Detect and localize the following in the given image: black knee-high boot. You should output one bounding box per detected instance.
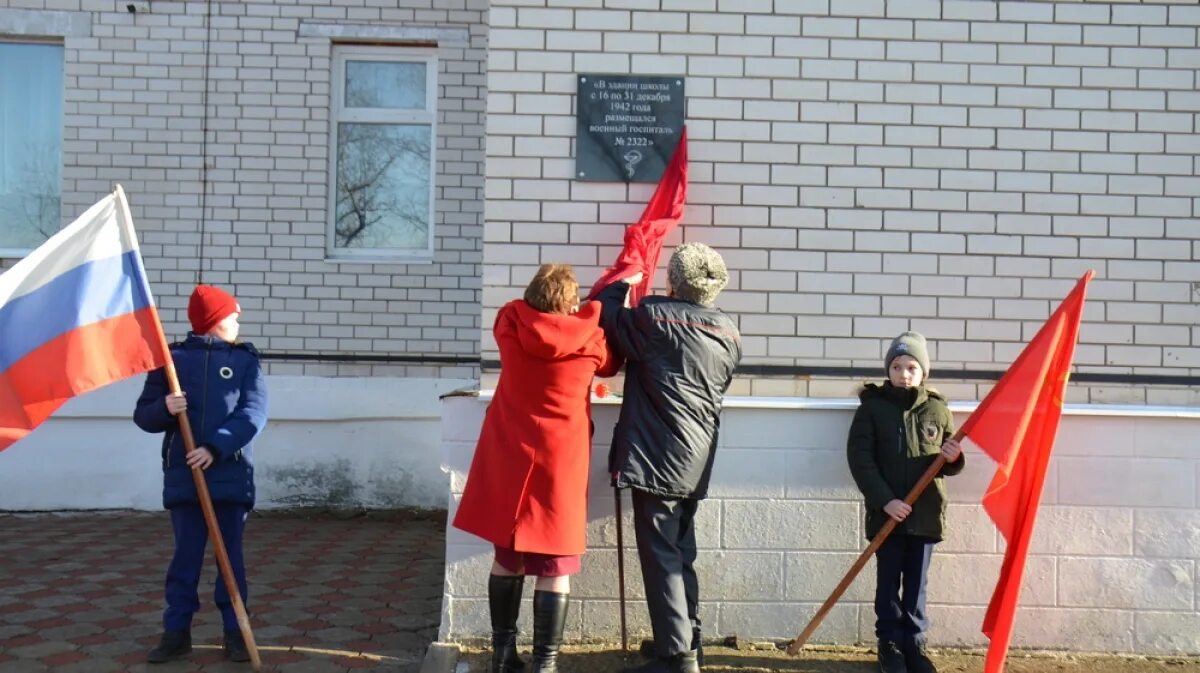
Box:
[530,590,569,673]
[489,575,526,673]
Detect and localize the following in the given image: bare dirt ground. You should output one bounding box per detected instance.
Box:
[460,643,1200,673]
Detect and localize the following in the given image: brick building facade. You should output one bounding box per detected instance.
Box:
[4,0,1200,654]
[484,0,1200,405]
[1,0,486,380]
[1,0,1198,399]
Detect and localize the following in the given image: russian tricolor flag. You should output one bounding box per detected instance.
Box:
[0,187,169,452]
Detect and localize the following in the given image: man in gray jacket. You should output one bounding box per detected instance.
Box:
[596,243,742,673]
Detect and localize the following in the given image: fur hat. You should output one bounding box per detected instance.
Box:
[188,284,240,335]
[667,243,728,307]
[885,331,930,375]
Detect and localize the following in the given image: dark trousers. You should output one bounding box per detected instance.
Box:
[631,489,700,658]
[164,503,249,633]
[873,533,935,645]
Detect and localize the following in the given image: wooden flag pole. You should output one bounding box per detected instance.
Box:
[614,487,629,651]
[786,430,963,656]
[115,186,262,671]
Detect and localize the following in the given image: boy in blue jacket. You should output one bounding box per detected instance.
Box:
[134,285,267,664]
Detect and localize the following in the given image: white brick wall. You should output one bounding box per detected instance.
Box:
[1,0,486,377]
[485,0,1200,403]
[440,395,1200,654]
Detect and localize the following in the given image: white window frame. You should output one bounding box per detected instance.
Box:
[327,45,438,263]
[0,37,64,258]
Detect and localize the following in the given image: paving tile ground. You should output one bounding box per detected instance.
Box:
[0,510,444,673]
[5,509,1198,673]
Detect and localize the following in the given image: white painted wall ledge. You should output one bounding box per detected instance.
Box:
[472,388,1200,418]
[0,375,472,511]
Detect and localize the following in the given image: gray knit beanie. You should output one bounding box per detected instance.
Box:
[667,243,729,307]
[885,331,930,375]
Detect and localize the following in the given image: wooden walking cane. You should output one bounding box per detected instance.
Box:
[615,486,629,651]
[116,186,262,671]
[785,430,963,656]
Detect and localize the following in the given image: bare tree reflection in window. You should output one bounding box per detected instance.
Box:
[334,123,431,249]
[334,58,433,251]
[19,144,61,242]
[0,42,63,249]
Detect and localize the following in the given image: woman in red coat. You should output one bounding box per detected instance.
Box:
[453,264,619,673]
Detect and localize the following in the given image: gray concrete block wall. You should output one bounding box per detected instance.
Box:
[0,1,486,377]
[485,0,1200,403]
[440,395,1200,654]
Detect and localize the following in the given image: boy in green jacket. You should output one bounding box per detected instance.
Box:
[847,331,964,673]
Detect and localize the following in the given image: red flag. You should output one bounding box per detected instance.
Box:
[587,127,688,306]
[957,271,1092,673]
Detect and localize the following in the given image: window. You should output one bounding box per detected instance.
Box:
[328,46,437,261]
[0,41,63,253]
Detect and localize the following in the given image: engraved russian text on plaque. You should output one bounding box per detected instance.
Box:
[576,74,685,183]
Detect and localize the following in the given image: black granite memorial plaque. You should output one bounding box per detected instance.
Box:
[576,74,685,183]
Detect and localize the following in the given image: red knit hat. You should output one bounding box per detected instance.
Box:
[188,285,240,335]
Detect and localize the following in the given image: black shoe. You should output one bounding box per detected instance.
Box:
[224,631,250,663]
[903,641,937,673]
[637,635,702,669]
[878,640,907,673]
[530,590,568,673]
[147,631,191,663]
[489,575,527,673]
[621,651,700,673]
